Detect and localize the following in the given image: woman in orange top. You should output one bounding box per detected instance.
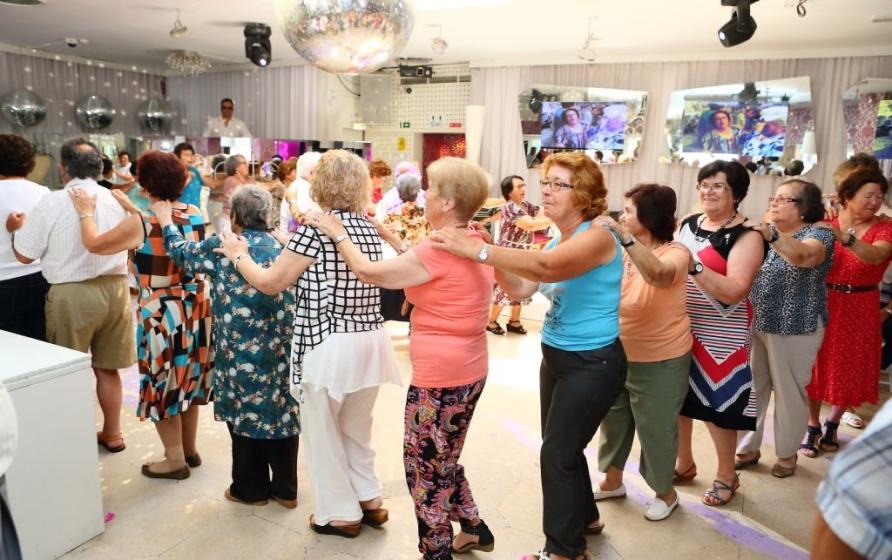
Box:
[314,157,496,560]
[593,184,692,522]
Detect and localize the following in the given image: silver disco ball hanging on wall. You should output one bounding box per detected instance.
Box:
[275,0,414,74]
[136,98,173,132]
[0,89,47,127]
[75,94,115,130]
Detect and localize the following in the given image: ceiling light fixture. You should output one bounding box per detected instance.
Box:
[718,0,759,48]
[244,23,272,67]
[795,0,807,17]
[578,16,598,62]
[169,10,188,38]
[166,50,211,76]
[429,25,448,55]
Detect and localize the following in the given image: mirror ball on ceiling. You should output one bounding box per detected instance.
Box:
[75,94,115,130]
[136,98,173,132]
[1,89,47,127]
[274,0,414,74]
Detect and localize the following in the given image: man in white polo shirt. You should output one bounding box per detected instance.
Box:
[203,97,252,137]
[0,134,50,340]
[9,138,135,453]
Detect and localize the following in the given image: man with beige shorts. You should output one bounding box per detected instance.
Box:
[8,138,136,453]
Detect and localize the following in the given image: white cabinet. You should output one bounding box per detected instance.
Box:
[0,331,104,559]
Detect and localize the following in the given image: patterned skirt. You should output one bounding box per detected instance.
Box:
[137,282,214,421]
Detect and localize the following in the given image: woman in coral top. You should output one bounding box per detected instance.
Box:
[806,168,892,454]
[314,157,495,560]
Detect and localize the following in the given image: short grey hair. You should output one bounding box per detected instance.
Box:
[224,154,245,177]
[230,184,271,231]
[395,172,421,203]
[60,137,102,179]
[297,151,322,180]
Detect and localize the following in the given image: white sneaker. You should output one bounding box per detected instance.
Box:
[644,494,679,521]
[593,484,626,501]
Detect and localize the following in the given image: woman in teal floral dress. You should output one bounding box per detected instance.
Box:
[154,185,301,508]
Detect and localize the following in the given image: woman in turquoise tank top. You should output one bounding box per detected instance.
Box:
[432,152,626,560]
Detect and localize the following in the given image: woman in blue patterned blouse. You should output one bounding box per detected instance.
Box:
[153,185,301,508]
[735,179,834,478]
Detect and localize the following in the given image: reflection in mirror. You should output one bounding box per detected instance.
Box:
[518,85,648,168]
[842,78,892,176]
[663,76,816,176]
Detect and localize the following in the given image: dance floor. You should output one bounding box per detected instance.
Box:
[60,299,883,560]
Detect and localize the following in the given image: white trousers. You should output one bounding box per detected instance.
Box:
[737,326,825,459]
[301,385,382,525]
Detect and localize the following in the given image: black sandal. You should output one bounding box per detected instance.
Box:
[485,322,505,335]
[453,519,494,553]
[506,321,527,335]
[800,425,821,458]
[819,420,840,453]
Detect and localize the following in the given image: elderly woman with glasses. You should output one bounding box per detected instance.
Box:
[209,154,249,234]
[733,180,833,478]
[806,168,892,454]
[152,185,301,507]
[674,160,764,507]
[433,152,625,560]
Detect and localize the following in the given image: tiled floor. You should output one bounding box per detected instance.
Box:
[60,303,881,560]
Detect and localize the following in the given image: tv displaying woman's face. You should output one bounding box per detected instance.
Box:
[564,110,579,125]
[712,111,731,130]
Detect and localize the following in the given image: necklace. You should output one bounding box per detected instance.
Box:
[694,211,737,242]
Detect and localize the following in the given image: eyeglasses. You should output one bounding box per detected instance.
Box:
[696,181,729,193]
[540,179,573,192]
[768,196,802,204]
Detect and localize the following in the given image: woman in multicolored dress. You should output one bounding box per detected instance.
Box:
[154,185,301,507]
[486,174,550,335]
[69,150,214,480]
[674,160,764,507]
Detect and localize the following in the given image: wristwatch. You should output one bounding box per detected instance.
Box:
[767,223,780,244]
[842,227,857,248]
[333,233,349,245]
[620,236,636,248]
[477,243,490,263]
[689,261,704,276]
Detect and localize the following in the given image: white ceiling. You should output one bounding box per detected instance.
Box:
[0,0,890,73]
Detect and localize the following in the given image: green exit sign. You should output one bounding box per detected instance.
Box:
[400,121,410,128]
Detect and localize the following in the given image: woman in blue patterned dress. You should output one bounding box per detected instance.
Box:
[154,185,301,507]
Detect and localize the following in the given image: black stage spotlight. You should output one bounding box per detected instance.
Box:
[244,23,272,67]
[718,0,759,48]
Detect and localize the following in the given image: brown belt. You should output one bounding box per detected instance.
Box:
[826,282,877,294]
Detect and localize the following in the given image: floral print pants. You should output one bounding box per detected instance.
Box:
[404,378,486,560]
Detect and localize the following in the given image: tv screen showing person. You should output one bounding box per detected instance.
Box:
[540,101,627,150]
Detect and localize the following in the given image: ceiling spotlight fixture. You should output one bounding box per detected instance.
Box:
[244,23,272,68]
[718,0,759,48]
[429,25,448,55]
[795,0,807,17]
[578,16,598,62]
[169,10,188,38]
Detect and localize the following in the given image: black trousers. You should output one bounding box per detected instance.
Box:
[0,272,49,341]
[539,340,627,558]
[227,423,299,502]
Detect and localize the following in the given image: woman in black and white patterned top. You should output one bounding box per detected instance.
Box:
[216,150,400,538]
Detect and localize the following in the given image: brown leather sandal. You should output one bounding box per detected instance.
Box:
[361,507,389,527]
[96,431,126,453]
[672,463,697,484]
[485,322,505,335]
[309,515,361,538]
[506,321,528,334]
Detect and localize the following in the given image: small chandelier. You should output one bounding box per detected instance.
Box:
[165,50,211,76]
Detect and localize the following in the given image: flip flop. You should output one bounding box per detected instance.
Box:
[96,431,126,453]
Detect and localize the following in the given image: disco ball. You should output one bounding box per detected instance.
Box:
[75,94,115,130]
[0,89,47,127]
[136,98,173,132]
[275,0,414,74]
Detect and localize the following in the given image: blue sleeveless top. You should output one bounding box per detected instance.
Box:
[539,221,622,351]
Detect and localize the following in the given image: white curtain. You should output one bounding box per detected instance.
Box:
[0,51,163,136]
[471,56,892,218]
[166,64,325,139]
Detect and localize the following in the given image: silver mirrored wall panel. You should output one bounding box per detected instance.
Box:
[518,84,648,167]
[662,76,816,175]
[842,78,892,175]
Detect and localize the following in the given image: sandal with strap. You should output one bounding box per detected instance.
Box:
[485,322,505,335]
[506,321,528,335]
[672,463,697,484]
[97,431,126,453]
[453,519,494,553]
[521,552,591,560]
[819,420,840,453]
[702,474,740,507]
[800,425,822,458]
[842,411,865,429]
